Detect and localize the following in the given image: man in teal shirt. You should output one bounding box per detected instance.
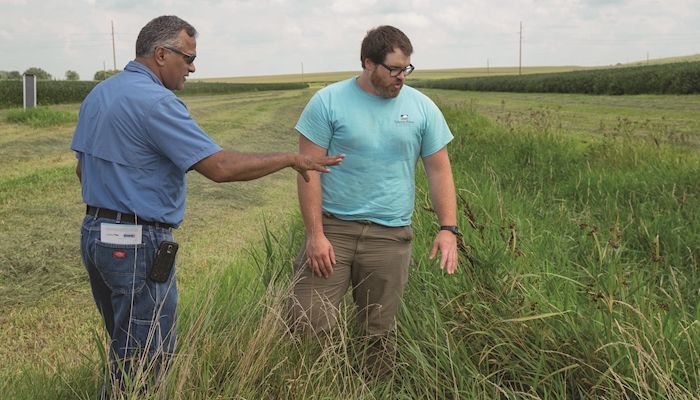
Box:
[289,25,460,377]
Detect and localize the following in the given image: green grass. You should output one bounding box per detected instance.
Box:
[412,61,700,95]
[199,66,592,85]
[2,88,700,399]
[0,80,309,109]
[6,107,77,127]
[423,89,700,147]
[0,89,312,387]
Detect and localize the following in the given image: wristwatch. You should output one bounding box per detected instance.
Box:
[440,225,461,236]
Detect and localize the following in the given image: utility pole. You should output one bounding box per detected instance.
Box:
[519,21,523,75]
[487,58,490,74]
[111,20,117,70]
[301,61,304,82]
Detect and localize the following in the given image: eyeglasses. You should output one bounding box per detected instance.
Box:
[379,62,415,77]
[162,46,196,64]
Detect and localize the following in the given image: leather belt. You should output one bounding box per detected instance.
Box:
[86,206,175,229]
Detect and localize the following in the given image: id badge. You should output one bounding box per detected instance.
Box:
[100,223,142,245]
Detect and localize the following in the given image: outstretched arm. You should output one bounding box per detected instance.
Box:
[193,150,343,183]
[423,147,459,274]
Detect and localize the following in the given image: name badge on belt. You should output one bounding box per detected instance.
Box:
[100,223,142,245]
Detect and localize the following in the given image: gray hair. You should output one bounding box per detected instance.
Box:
[135,15,197,57]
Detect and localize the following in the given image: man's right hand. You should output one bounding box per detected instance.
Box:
[293,153,344,183]
[305,234,336,278]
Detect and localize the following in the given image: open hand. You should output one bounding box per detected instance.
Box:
[293,153,344,182]
[429,230,459,274]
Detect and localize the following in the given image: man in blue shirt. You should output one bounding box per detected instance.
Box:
[71,15,343,393]
[289,25,460,378]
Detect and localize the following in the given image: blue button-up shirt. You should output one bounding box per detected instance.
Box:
[71,61,222,226]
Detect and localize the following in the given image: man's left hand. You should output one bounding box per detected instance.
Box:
[429,231,458,274]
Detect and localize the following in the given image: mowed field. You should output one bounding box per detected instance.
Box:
[0,89,311,380]
[2,70,700,398]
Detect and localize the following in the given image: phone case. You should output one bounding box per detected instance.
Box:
[149,241,178,283]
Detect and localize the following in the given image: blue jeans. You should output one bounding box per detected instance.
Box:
[80,215,177,384]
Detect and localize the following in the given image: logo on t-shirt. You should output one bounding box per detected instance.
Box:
[395,114,414,125]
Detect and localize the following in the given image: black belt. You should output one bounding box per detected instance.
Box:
[86,206,175,229]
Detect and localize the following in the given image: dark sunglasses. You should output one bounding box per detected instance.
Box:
[162,46,196,64]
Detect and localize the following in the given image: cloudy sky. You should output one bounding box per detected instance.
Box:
[2,0,698,80]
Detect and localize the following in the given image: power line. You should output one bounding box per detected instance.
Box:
[111,20,117,70]
[519,21,523,75]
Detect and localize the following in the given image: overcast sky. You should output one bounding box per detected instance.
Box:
[2,0,698,80]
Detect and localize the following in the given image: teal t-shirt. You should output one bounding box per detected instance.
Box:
[295,77,453,227]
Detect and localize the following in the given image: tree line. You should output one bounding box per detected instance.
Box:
[0,68,122,81]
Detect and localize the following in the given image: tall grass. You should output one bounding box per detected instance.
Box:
[71,103,700,398]
[4,94,699,399]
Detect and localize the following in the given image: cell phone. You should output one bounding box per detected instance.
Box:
[149,241,178,283]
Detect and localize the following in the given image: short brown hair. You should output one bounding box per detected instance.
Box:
[360,25,413,69]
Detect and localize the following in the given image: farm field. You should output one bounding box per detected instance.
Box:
[197,55,700,85]
[424,89,700,146]
[1,84,700,399]
[199,65,589,85]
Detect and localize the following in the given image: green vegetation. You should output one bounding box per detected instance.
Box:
[2,87,699,399]
[93,69,120,81]
[0,70,22,80]
[0,80,309,108]
[23,67,53,80]
[201,66,586,85]
[414,61,700,95]
[423,90,700,148]
[0,80,98,108]
[65,71,80,81]
[6,107,77,127]
[179,80,308,95]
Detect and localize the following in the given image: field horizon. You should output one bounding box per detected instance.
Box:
[2,77,700,398]
[197,53,700,84]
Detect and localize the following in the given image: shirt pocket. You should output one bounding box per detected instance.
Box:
[94,240,149,295]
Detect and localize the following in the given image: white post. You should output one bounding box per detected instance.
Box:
[23,74,37,109]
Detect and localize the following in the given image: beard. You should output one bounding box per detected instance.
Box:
[370,69,403,98]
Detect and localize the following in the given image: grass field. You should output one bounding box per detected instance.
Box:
[199,66,590,85]
[0,88,313,393]
[2,81,700,398]
[198,54,700,85]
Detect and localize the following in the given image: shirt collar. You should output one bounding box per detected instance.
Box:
[125,60,164,87]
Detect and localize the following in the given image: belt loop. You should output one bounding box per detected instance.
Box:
[92,207,99,221]
[116,212,122,224]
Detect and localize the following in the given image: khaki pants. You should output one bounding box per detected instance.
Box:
[289,214,412,335]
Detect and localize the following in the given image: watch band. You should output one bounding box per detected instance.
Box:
[440,225,461,235]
